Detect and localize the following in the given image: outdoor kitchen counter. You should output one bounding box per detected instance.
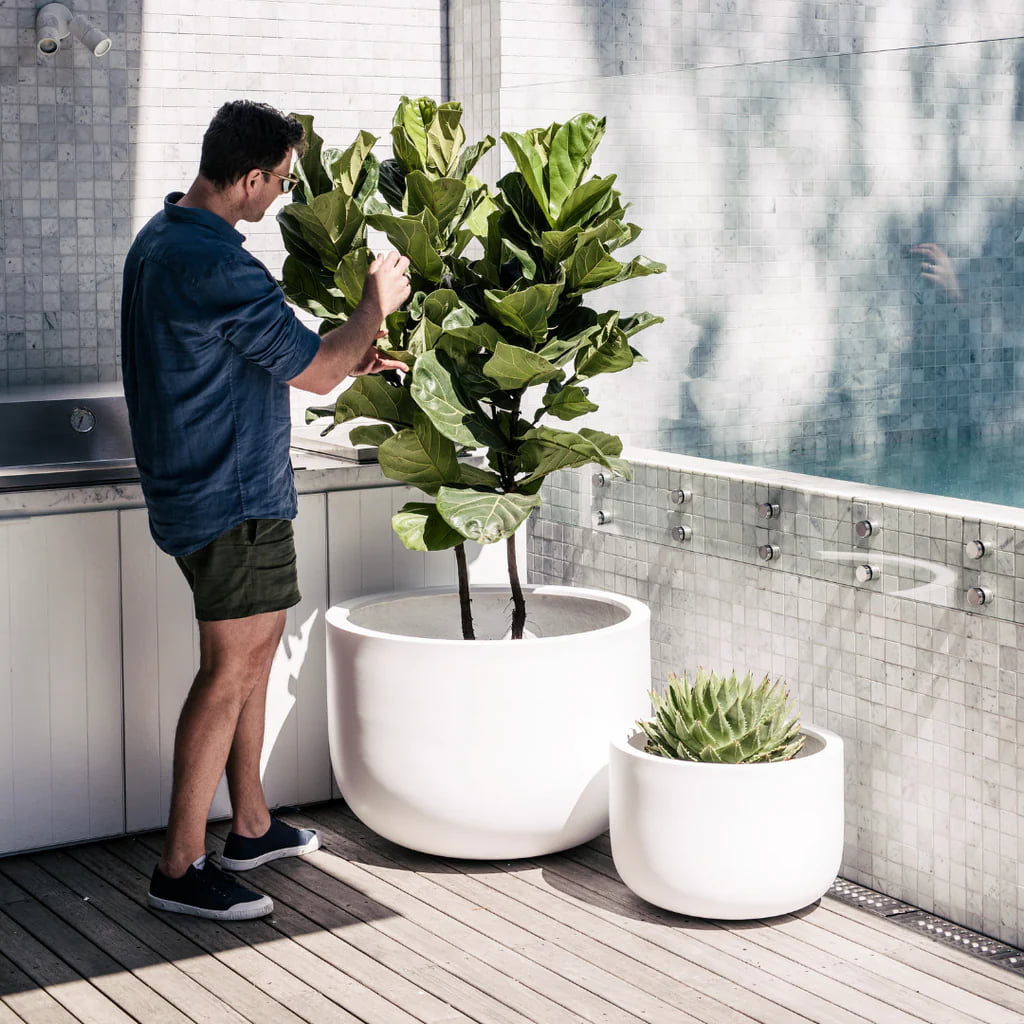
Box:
[0,451,391,519]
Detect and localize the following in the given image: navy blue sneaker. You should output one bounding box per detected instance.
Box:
[219,816,321,871]
[148,855,273,920]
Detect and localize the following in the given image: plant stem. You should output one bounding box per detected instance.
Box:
[454,543,475,640]
[507,535,526,640]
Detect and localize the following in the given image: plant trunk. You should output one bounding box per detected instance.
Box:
[454,543,475,640]
[507,535,526,639]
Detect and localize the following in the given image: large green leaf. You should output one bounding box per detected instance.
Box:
[556,174,617,230]
[573,325,636,379]
[333,247,374,308]
[333,374,416,427]
[377,412,460,495]
[618,312,665,338]
[565,238,625,294]
[541,384,598,421]
[482,342,562,389]
[541,227,582,265]
[405,171,468,225]
[289,113,334,198]
[367,211,444,281]
[410,350,507,449]
[348,423,395,446]
[547,114,606,222]
[483,282,563,344]
[499,131,551,225]
[392,501,463,551]
[277,202,340,271]
[458,463,503,488]
[309,189,365,254]
[281,256,347,320]
[378,158,406,209]
[516,425,624,486]
[436,486,542,544]
[456,135,496,179]
[323,130,378,193]
[426,103,466,175]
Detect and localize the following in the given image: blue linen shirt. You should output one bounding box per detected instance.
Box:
[120,193,321,556]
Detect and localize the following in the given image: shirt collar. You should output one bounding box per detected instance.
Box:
[163,192,246,245]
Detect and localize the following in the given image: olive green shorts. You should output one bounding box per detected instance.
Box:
[175,519,301,622]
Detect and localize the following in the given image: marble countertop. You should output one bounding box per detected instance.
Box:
[0,450,395,520]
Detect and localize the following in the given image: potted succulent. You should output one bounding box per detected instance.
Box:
[278,97,664,858]
[609,669,845,918]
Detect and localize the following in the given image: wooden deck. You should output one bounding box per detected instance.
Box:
[0,803,1022,1024]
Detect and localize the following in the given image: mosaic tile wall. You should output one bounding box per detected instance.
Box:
[0,0,445,391]
[0,0,132,389]
[529,452,1024,947]
[496,6,1024,462]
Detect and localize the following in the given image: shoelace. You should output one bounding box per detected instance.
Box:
[202,859,246,898]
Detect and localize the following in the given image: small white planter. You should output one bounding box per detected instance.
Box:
[326,585,651,859]
[609,725,844,918]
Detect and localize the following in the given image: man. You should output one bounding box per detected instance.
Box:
[121,100,410,920]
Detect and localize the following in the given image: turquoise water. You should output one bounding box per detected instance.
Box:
[727,439,1023,509]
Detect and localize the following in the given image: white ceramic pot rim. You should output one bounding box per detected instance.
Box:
[325,583,650,647]
[613,723,838,770]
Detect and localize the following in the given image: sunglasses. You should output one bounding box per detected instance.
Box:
[261,168,300,194]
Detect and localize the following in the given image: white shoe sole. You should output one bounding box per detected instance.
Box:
[147,892,274,920]
[218,831,321,871]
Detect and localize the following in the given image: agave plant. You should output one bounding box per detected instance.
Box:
[638,669,805,764]
[278,97,665,639]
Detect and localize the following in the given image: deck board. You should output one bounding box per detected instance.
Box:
[0,801,1021,1024]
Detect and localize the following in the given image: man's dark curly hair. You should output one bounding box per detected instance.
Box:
[199,100,305,189]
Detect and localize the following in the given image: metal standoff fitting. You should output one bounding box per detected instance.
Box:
[855,519,877,539]
[855,564,880,583]
[758,502,780,520]
[757,543,780,561]
[592,472,607,488]
[965,539,987,560]
[594,510,612,526]
[966,586,991,607]
[672,524,691,542]
[669,488,691,504]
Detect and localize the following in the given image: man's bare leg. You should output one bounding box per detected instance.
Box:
[224,644,279,838]
[158,609,286,878]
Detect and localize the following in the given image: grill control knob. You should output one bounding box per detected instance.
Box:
[69,407,95,433]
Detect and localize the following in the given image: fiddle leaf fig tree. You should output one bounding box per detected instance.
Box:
[279,97,665,640]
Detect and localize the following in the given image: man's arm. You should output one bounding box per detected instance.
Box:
[288,251,411,394]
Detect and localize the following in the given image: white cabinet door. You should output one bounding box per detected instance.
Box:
[121,494,332,832]
[0,511,123,855]
[326,485,459,603]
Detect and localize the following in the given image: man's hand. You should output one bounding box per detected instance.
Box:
[350,331,410,377]
[362,251,412,321]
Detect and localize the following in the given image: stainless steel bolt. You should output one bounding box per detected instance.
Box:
[758,502,780,520]
[669,489,691,504]
[855,564,879,583]
[966,586,990,607]
[592,472,607,488]
[757,543,780,561]
[965,539,987,560]
[672,524,691,542]
[594,510,612,526]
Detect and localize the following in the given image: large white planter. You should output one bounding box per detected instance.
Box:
[609,725,844,918]
[326,585,651,859]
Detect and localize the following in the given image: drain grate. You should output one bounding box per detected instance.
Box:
[827,879,1024,975]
